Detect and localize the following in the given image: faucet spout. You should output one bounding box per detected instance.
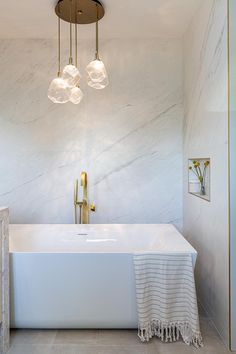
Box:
[80,171,88,201]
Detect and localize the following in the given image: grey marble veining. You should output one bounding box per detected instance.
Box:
[0,38,183,228]
[0,207,9,354]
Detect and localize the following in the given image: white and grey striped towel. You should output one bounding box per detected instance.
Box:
[133,253,203,348]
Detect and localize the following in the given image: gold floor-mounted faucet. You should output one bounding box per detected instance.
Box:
[74,172,96,224]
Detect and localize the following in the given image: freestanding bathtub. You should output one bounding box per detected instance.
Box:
[9,224,197,329]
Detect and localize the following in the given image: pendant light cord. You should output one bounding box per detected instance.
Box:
[95,3,99,60]
[69,0,73,64]
[58,17,61,76]
[75,23,78,67]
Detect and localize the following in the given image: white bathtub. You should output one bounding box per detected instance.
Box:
[9,224,197,329]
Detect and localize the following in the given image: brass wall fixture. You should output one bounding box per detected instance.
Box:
[48,0,108,105]
[74,172,96,224]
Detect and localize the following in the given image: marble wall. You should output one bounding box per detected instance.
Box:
[183,0,229,346]
[229,0,236,349]
[0,38,183,226]
[0,207,9,354]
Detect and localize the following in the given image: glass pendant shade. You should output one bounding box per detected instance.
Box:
[49,1,108,102]
[48,77,71,103]
[86,59,108,83]
[69,86,84,104]
[88,76,108,90]
[62,64,81,88]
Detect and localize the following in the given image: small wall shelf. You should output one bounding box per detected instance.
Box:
[188,158,210,201]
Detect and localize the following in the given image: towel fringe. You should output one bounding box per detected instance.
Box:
[138,320,203,348]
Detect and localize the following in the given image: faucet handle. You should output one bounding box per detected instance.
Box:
[90,203,96,212]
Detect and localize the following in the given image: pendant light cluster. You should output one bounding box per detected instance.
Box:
[48,0,108,105]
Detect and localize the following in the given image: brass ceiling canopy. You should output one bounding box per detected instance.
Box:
[55,0,105,24]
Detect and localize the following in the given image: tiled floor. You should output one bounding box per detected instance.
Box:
[8,315,230,354]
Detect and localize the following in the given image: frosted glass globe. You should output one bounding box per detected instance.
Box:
[86,59,107,83]
[62,64,81,88]
[88,76,109,90]
[69,86,84,104]
[48,77,70,103]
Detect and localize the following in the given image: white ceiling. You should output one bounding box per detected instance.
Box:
[0,0,202,39]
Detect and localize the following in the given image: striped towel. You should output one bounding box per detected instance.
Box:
[133,253,203,348]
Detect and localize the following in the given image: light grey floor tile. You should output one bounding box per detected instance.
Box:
[11,330,57,345]
[50,344,149,354]
[98,329,143,346]
[50,345,82,354]
[8,316,230,354]
[146,342,159,354]
[97,346,149,354]
[8,344,51,354]
[54,330,99,345]
[156,341,229,354]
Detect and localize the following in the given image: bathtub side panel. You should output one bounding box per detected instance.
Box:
[10,253,138,328]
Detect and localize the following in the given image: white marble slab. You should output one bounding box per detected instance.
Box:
[183,0,229,346]
[0,207,9,354]
[0,38,183,229]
